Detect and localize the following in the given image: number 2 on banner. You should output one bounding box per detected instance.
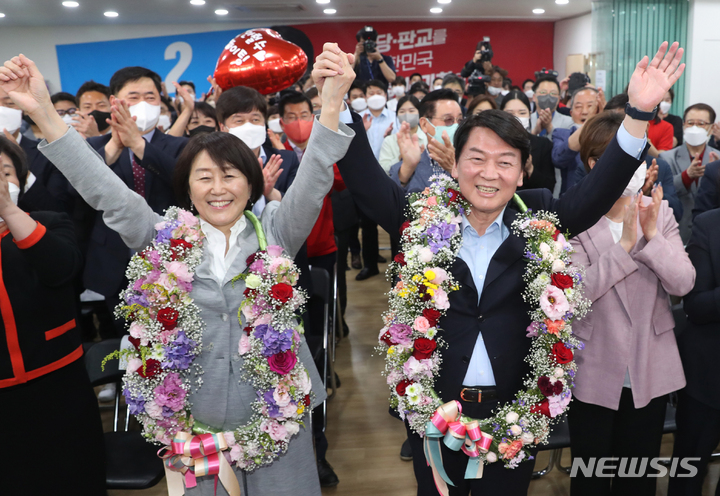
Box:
[164,41,193,94]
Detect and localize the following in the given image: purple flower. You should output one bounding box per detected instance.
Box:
[125,291,149,308]
[260,390,281,418]
[254,324,293,357]
[424,222,456,253]
[387,323,413,347]
[161,405,176,418]
[124,389,145,415]
[163,331,197,370]
[155,220,180,244]
[154,373,186,412]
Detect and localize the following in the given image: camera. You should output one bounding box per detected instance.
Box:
[364,39,377,54]
[535,68,559,80]
[568,72,592,94]
[476,40,493,63]
[467,69,491,97]
[357,26,379,54]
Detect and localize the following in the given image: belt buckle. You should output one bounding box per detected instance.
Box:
[460,388,481,403]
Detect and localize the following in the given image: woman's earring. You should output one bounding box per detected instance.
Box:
[189,199,195,212]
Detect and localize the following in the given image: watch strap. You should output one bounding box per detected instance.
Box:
[624,103,658,121]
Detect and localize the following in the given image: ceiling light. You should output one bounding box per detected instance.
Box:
[104,11,118,17]
[190,0,205,5]
[438,0,451,3]
[316,0,331,3]
[323,8,336,13]
[430,7,443,13]
[62,1,80,7]
[0,13,5,18]
[532,8,545,14]
[215,9,229,15]
[555,0,569,4]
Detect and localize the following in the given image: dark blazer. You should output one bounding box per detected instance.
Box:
[18,136,72,213]
[0,211,83,387]
[691,160,720,221]
[336,112,645,404]
[680,209,720,409]
[520,133,556,193]
[261,143,300,195]
[84,131,187,296]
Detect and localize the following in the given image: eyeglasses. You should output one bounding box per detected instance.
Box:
[685,120,710,127]
[433,115,464,127]
[56,108,78,116]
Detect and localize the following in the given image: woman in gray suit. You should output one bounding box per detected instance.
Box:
[0,46,356,496]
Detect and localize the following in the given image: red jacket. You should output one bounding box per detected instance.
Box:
[648,118,674,152]
[285,142,346,257]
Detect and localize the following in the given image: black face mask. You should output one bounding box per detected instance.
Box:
[89,110,112,132]
[188,125,216,137]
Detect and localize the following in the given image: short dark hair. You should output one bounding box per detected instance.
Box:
[356,26,378,42]
[442,74,465,92]
[467,94,498,114]
[193,102,219,127]
[684,103,716,124]
[267,105,279,118]
[366,79,388,95]
[173,132,264,210]
[604,93,629,112]
[579,111,624,172]
[215,86,268,124]
[395,95,421,112]
[51,92,77,106]
[454,109,530,168]
[532,76,561,93]
[304,87,319,100]
[349,79,366,95]
[278,91,312,118]
[522,78,535,89]
[109,66,162,96]
[393,75,406,87]
[76,80,111,103]
[0,136,28,194]
[178,81,196,92]
[409,72,423,80]
[409,81,429,93]
[419,89,460,118]
[499,90,531,112]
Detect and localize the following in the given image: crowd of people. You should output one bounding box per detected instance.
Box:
[0,23,718,496]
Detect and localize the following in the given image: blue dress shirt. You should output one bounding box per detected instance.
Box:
[458,208,508,386]
[362,107,396,159]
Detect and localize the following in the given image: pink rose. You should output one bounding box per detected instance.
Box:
[129,322,148,345]
[164,261,193,284]
[268,351,298,375]
[261,419,288,442]
[266,245,284,257]
[297,370,312,395]
[413,316,430,333]
[428,267,448,284]
[403,356,434,381]
[145,400,163,420]
[539,285,570,320]
[433,288,450,310]
[273,387,291,407]
[223,431,237,447]
[229,445,243,462]
[427,196,438,206]
[280,403,297,419]
[254,313,272,326]
[177,209,199,227]
[127,357,142,374]
[238,333,251,355]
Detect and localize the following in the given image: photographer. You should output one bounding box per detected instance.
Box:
[353,26,396,86]
[460,40,494,78]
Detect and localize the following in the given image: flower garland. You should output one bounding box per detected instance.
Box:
[379,175,589,472]
[107,207,313,477]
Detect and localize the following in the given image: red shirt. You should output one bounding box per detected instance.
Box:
[648,119,674,152]
[284,142,346,258]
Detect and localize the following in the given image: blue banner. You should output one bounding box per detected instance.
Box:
[56,28,252,96]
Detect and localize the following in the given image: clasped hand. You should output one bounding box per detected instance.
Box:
[620,185,663,253]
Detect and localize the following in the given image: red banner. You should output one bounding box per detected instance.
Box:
[291,21,554,87]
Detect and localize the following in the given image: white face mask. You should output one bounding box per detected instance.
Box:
[351,98,368,112]
[514,115,530,130]
[525,90,535,99]
[487,86,503,96]
[659,101,672,114]
[157,114,172,131]
[61,114,76,126]
[433,85,443,91]
[228,122,267,150]
[622,163,647,197]
[392,86,406,98]
[367,94,387,111]
[684,126,711,147]
[7,182,19,206]
[268,118,283,134]
[129,101,161,132]
[0,107,23,134]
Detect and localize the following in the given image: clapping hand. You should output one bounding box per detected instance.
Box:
[627,42,685,113]
[397,121,422,169]
[71,112,100,139]
[362,113,372,131]
[427,131,455,173]
[109,96,144,151]
[173,81,195,115]
[262,154,284,198]
[686,155,705,180]
[642,159,659,195]
[638,184,663,241]
[619,196,639,253]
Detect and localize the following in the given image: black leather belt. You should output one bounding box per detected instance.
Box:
[460,387,498,403]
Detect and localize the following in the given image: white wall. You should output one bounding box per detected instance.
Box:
[0,22,264,93]
[553,13,592,81]
[686,0,720,118]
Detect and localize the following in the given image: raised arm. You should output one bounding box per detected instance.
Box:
[0,55,159,250]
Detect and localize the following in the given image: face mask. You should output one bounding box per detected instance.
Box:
[684,126,711,147]
[0,107,23,134]
[367,94,387,110]
[392,86,406,98]
[433,85,443,91]
[228,122,267,150]
[188,125,215,137]
[536,94,559,111]
[268,118,283,134]
[351,98,368,112]
[525,90,535,99]
[129,101,161,132]
[157,114,172,130]
[487,86,503,96]
[622,163,647,197]
[7,182,19,206]
[282,118,313,144]
[89,110,111,132]
[61,114,76,126]
[659,101,672,114]
[398,113,419,129]
[514,115,530,130]
[427,122,459,144]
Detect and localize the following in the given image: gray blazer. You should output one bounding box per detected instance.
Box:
[40,121,354,496]
[659,144,719,243]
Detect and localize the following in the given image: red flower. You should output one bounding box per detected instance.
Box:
[128,336,141,349]
[243,287,256,298]
[447,188,461,203]
[268,350,297,375]
[400,221,411,236]
[157,308,179,330]
[170,239,193,260]
[552,342,574,364]
[380,331,395,346]
[551,273,574,290]
[246,250,265,267]
[243,326,253,335]
[538,376,563,397]
[304,394,311,407]
[394,253,406,266]
[137,358,162,379]
[270,283,293,303]
[552,229,561,241]
[396,379,413,396]
[530,399,551,417]
[412,338,437,360]
[422,309,441,327]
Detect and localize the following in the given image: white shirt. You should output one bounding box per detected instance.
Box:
[199,216,247,285]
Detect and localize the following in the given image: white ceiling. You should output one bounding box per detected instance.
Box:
[0,0,592,26]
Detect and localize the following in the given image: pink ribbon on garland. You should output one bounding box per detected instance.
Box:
[160,432,240,496]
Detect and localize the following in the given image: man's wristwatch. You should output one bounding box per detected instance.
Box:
[378,58,385,64]
[624,103,658,121]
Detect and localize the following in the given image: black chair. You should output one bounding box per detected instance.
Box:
[532,415,571,478]
[84,339,165,490]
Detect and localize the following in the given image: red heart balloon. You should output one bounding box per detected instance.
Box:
[213,29,308,95]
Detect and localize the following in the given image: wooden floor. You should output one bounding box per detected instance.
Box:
[106,230,720,496]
